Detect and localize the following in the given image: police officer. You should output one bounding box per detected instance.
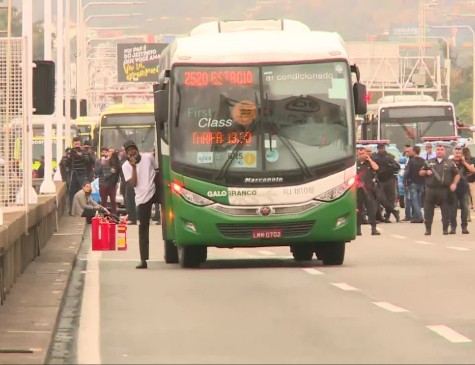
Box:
[356,147,380,236]
[419,144,460,235]
[372,143,400,223]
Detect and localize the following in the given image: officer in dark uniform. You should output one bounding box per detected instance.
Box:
[419,144,460,235]
[356,147,380,236]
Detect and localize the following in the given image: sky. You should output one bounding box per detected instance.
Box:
[9,0,475,41]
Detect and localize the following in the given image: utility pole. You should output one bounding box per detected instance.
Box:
[40,0,56,194]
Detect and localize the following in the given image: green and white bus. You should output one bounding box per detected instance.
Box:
[154,19,367,268]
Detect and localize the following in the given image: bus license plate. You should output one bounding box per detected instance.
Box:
[252,229,282,239]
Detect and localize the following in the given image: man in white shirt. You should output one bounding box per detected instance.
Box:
[122,140,158,269]
[420,142,436,160]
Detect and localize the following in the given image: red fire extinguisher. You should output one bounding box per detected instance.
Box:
[117,218,127,251]
[91,216,101,251]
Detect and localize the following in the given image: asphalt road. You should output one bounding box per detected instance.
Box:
[75,210,475,364]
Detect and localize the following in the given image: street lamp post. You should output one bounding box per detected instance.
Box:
[76,1,145,118]
[427,24,475,126]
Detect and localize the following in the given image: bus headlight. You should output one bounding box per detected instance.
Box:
[315,177,355,202]
[171,183,214,206]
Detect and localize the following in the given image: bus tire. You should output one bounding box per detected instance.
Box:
[318,241,345,266]
[291,244,314,261]
[164,240,179,264]
[178,245,203,268]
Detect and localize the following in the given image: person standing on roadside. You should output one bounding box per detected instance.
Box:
[420,142,436,160]
[449,147,475,234]
[95,147,121,216]
[419,144,460,236]
[121,140,158,269]
[404,145,425,223]
[356,147,380,236]
[372,143,400,223]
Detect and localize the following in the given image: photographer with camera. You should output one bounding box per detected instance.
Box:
[67,137,93,215]
[356,147,380,236]
[122,140,159,269]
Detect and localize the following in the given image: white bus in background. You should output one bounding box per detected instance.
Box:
[361,94,457,153]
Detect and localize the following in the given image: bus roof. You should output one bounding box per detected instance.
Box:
[161,20,348,67]
[100,103,154,115]
[76,116,99,124]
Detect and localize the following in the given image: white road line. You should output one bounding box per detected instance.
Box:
[373,302,409,313]
[7,330,51,334]
[257,250,276,256]
[447,246,470,252]
[78,251,102,365]
[331,283,359,291]
[302,268,324,276]
[427,325,472,343]
[391,234,406,239]
[416,240,434,245]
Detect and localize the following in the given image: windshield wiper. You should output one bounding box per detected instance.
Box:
[175,85,182,127]
[264,93,312,178]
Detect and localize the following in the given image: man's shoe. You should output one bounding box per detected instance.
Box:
[356,227,362,236]
[424,229,431,236]
[136,261,147,269]
[371,228,381,235]
[401,218,411,222]
[127,220,137,225]
[383,218,391,223]
[462,229,470,234]
[443,230,449,235]
[410,219,424,223]
[449,228,456,234]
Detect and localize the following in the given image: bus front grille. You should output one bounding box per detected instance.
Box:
[216,221,315,239]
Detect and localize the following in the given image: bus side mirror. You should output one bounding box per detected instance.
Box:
[154,89,169,129]
[353,82,367,115]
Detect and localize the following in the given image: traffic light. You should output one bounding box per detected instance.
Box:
[33,60,55,115]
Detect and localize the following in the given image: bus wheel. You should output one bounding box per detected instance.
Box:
[291,244,314,261]
[317,242,345,266]
[164,240,179,264]
[178,246,204,268]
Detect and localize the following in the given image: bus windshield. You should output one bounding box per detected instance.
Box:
[379,105,455,151]
[100,114,155,152]
[170,62,354,183]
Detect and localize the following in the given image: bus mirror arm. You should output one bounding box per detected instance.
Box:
[350,64,361,82]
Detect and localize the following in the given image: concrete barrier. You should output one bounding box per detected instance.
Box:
[0,182,67,303]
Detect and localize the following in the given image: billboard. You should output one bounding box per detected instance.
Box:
[117,43,167,82]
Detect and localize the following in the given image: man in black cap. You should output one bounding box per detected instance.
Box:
[372,143,400,223]
[122,140,159,269]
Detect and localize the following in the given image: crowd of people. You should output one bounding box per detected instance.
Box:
[57,137,140,226]
[356,141,475,236]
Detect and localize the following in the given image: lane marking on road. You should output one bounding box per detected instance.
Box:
[78,251,102,365]
[7,330,51,334]
[302,268,324,276]
[331,283,359,291]
[257,250,276,256]
[373,302,409,313]
[446,246,470,252]
[416,240,434,245]
[391,234,406,239]
[427,325,472,343]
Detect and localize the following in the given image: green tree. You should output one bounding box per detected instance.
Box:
[456,98,473,125]
[0,7,45,59]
